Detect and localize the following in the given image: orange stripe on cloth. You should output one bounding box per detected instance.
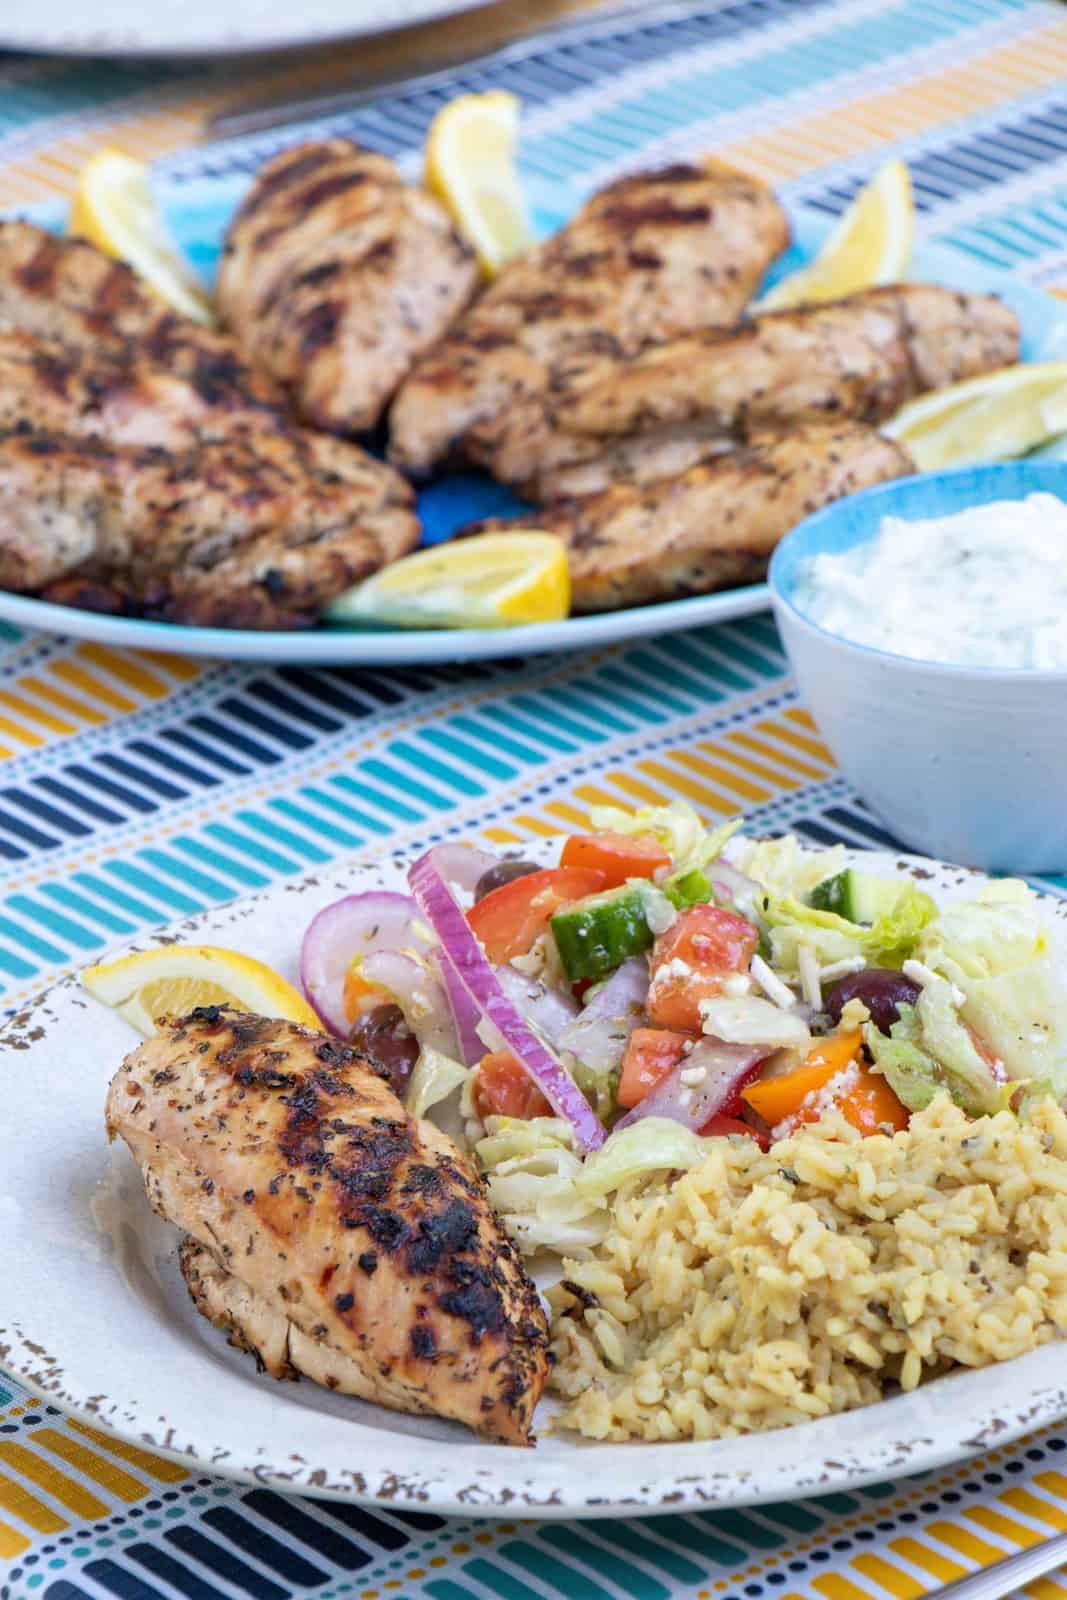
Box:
[0,1470,67,1534]
[715,16,1067,181]
[887,1538,967,1584]
[850,1553,924,1598]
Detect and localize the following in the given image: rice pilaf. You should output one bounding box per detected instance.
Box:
[548,1096,1067,1441]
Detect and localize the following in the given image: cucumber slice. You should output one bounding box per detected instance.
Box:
[663,866,712,910]
[810,868,903,924]
[551,884,653,981]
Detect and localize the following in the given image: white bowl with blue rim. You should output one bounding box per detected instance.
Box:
[769,460,1067,876]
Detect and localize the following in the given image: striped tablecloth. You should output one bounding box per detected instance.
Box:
[3,4,1067,1599]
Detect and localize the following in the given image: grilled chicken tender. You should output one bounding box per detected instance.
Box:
[466,423,912,611]
[0,222,419,626]
[0,424,417,628]
[105,1007,549,1445]
[0,220,281,402]
[389,162,790,479]
[550,283,1021,442]
[216,140,480,435]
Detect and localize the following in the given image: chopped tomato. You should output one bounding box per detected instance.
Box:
[473,1050,552,1121]
[618,1026,697,1109]
[647,903,759,1032]
[468,866,606,964]
[741,1031,908,1136]
[699,1113,769,1149]
[561,831,671,889]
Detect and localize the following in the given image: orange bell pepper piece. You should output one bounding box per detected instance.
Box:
[742,1030,907,1136]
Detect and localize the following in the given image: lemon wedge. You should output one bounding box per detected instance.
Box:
[82,944,321,1038]
[425,91,533,277]
[68,149,215,325]
[883,362,1067,471]
[326,531,570,630]
[760,158,914,310]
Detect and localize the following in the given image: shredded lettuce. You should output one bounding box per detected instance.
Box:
[918,884,1067,1093]
[864,1006,942,1112]
[474,1113,719,1254]
[574,1118,711,1199]
[736,834,847,900]
[699,994,811,1051]
[405,1047,469,1121]
[588,799,740,876]
[475,1117,609,1254]
[760,883,937,976]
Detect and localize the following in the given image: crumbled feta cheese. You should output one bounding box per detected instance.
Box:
[722,973,752,998]
[818,955,867,982]
[797,943,822,1010]
[901,958,942,991]
[679,1065,708,1087]
[663,957,693,980]
[749,954,797,1010]
[679,1088,693,1109]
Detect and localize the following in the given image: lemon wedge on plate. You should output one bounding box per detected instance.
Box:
[68,149,215,325]
[760,158,913,310]
[82,944,321,1038]
[883,362,1067,471]
[327,531,570,630]
[425,91,533,277]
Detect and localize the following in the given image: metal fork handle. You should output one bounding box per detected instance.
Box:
[922,1527,1067,1600]
[204,0,703,141]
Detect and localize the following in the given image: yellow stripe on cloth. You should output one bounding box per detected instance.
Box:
[0,1521,31,1559]
[0,1470,67,1534]
[850,1553,925,1598]
[887,1539,967,1583]
[31,1428,148,1504]
[716,15,1067,181]
[0,1442,109,1520]
[66,1420,188,1483]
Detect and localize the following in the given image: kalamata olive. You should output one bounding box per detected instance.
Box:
[348,1003,419,1098]
[474,858,542,901]
[825,968,921,1035]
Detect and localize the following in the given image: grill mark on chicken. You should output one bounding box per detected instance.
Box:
[389,161,790,479]
[0,226,420,625]
[549,283,1021,449]
[106,1006,548,1442]
[465,422,913,611]
[217,139,480,435]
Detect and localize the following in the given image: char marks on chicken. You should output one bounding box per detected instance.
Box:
[0,221,419,626]
[465,422,913,611]
[217,140,481,435]
[389,162,791,481]
[105,1006,549,1444]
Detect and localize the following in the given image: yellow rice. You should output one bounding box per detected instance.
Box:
[547,1096,1067,1441]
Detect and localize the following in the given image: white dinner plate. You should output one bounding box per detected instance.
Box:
[2,840,1067,1517]
[2,195,1066,664]
[0,0,510,60]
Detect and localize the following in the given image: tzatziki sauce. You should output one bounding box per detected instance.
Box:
[796,492,1067,670]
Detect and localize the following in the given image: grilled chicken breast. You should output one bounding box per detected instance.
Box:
[0,222,420,626]
[466,423,912,611]
[389,161,789,479]
[106,1006,549,1445]
[217,140,480,435]
[550,283,1021,442]
[0,220,280,401]
[0,424,417,628]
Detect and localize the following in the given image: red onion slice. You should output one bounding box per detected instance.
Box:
[559,956,650,1075]
[615,1037,766,1134]
[495,964,579,1049]
[427,842,500,897]
[711,858,762,913]
[409,848,607,1153]
[360,951,458,1058]
[300,890,433,1036]
[436,948,485,1066]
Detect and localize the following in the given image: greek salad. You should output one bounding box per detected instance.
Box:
[300,803,1067,1253]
